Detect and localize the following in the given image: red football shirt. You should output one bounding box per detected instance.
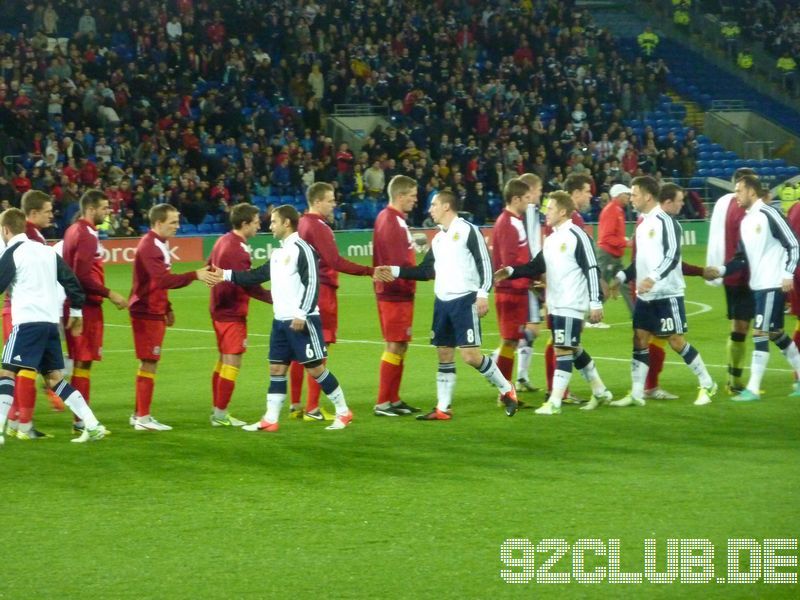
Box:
[492,209,531,294]
[128,231,197,319]
[597,200,626,257]
[208,231,272,322]
[62,218,110,306]
[724,197,748,286]
[372,205,416,302]
[298,212,372,289]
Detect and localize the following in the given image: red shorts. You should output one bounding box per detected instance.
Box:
[2,311,11,343]
[495,292,528,340]
[377,300,414,342]
[213,320,248,355]
[318,283,338,344]
[132,316,167,362]
[65,304,104,361]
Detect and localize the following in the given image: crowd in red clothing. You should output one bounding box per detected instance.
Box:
[0,0,701,235]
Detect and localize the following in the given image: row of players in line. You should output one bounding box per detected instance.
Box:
[0,168,797,441]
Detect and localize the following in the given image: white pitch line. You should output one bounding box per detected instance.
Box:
[103,323,793,373]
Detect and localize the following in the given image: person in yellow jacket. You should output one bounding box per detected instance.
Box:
[777,52,797,96]
[721,22,740,58]
[638,26,659,56]
[737,49,753,70]
[780,182,796,214]
[674,0,690,27]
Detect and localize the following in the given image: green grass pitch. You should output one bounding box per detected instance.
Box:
[2,246,798,598]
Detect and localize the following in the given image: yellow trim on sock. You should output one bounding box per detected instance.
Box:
[650,337,667,349]
[499,345,516,359]
[381,352,403,366]
[795,320,800,334]
[17,369,37,380]
[137,370,156,380]
[219,364,240,381]
[214,360,223,374]
[72,368,91,378]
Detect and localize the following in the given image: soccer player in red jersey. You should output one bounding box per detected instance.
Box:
[128,204,221,431]
[705,168,756,393]
[207,203,272,427]
[513,173,545,392]
[3,190,63,439]
[291,182,374,421]
[491,179,532,386]
[62,190,129,432]
[371,175,421,416]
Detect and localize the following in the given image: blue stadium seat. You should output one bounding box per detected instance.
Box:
[786,166,800,178]
[212,223,226,233]
[689,177,705,188]
[181,224,198,235]
[198,224,214,234]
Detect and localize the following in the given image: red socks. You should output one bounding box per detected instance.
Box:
[16,369,37,425]
[289,361,304,406]
[135,370,155,417]
[377,351,403,405]
[496,345,515,381]
[646,342,666,390]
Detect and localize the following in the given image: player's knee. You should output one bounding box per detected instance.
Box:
[667,335,685,352]
[459,348,482,367]
[42,370,61,388]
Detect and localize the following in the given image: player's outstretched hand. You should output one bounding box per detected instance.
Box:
[475,296,489,318]
[290,317,306,332]
[166,310,175,327]
[373,265,395,282]
[702,266,721,281]
[782,278,793,293]
[108,290,128,310]
[588,308,603,324]
[67,316,83,336]
[197,265,223,287]
[493,267,510,282]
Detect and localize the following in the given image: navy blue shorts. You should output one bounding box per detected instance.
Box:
[753,288,784,332]
[1,322,65,373]
[633,297,688,336]
[431,293,482,347]
[725,284,755,321]
[269,316,327,365]
[549,314,582,348]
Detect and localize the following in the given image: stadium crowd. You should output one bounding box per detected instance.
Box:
[0,0,707,235]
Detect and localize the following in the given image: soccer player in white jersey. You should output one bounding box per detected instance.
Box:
[610,176,717,407]
[705,174,800,401]
[378,190,519,420]
[220,205,353,431]
[495,191,613,414]
[0,208,107,445]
